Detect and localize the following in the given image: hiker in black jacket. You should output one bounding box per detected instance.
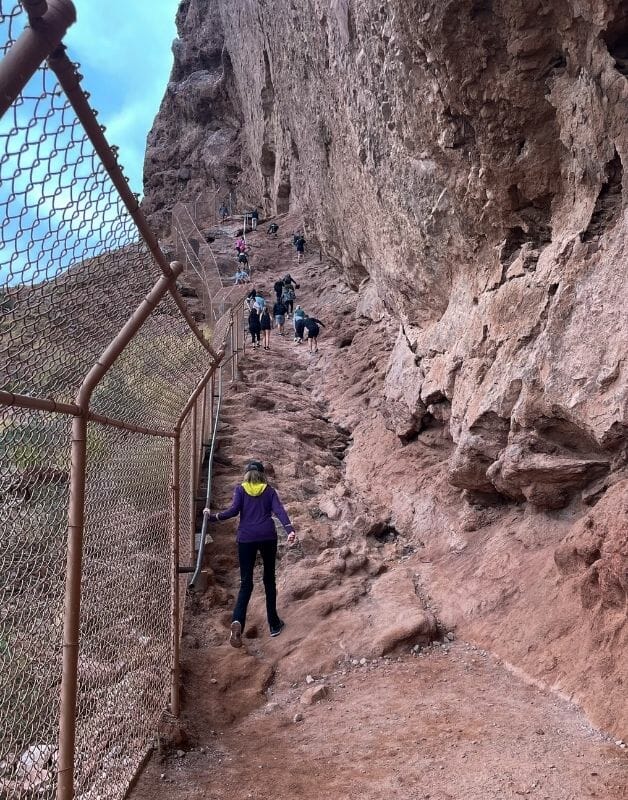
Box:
[248,308,261,348]
[260,307,272,350]
[303,316,325,353]
[273,279,284,302]
[272,298,287,335]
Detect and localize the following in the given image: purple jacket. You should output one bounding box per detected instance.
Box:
[210,483,294,543]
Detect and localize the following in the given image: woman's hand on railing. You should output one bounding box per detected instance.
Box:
[203,507,211,517]
[287,531,297,546]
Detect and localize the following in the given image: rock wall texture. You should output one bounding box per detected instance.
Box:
[144,0,627,734]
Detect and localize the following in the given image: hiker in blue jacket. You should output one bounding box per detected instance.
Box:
[204,461,297,646]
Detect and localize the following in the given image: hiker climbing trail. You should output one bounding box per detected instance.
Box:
[130,216,627,800]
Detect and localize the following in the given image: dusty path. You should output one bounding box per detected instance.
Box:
[131,218,627,800]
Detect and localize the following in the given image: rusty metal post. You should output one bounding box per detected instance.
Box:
[57,413,86,800]
[237,305,243,357]
[210,373,215,437]
[230,319,236,383]
[241,304,246,355]
[189,401,198,565]
[0,0,76,119]
[170,435,181,718]
[57,265,183,800]
[200,385,207,470]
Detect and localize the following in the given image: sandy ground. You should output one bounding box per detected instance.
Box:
[132,643,626,800]
[130,216,627,800]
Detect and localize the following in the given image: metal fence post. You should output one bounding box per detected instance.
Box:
[170,435,181,718]
[200,385,207,469]
[210,373,215,436]
[230,318,236,383]
[190,401,198,565]
[57,413,87,800]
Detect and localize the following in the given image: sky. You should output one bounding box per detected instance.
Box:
[0,2,180,286]
[65,0,180,196]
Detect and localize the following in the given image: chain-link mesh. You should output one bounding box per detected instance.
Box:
[172,201,224,324]
[0,407,69,800]
[74,424,172,800]
[0,3,23,56]
[0,9,242,800]
[178,413,193,569]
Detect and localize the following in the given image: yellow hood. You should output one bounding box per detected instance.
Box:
[242,481,268,497]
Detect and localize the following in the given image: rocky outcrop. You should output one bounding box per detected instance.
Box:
[144,0,628,734]
[145,0,626,514]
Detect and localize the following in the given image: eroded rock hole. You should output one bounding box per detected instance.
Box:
[276,176,291,214]
[500,227,528,266]
[581,150,623,242]
[372,524,399,543]
[470,0,493,21]
[261,143,276,178]
[603,14,628,77]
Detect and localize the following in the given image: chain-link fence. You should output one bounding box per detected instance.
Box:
[0,4,243,799]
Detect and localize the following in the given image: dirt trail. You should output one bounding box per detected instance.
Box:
[131,218,627,800]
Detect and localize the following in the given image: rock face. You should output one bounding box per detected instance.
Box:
[144,0,628,734]
[145,0,626,509]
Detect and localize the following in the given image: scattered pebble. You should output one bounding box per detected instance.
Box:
[293,712,304,723]
[306,674,315,684]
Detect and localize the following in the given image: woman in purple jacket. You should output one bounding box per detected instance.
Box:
[204,461,297,647]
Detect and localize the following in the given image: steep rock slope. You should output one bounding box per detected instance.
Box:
[144,1,627,734]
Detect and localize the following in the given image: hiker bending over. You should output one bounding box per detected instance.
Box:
[293,305,305,333]
[294,315,306,345]
[304,316,324,353]
[204,461,297,646]
[283,273,299,291]
[267,222,279,236]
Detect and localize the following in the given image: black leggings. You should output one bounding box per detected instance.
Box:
[232,539,280,629]
[250,329,260,344]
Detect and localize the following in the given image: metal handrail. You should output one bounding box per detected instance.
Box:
[188,364,224,591]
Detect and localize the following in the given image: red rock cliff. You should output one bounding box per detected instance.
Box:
[143,0,627,735]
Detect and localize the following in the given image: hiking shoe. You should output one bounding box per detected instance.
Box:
[270,620,285,638]
[230,621,242,648]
